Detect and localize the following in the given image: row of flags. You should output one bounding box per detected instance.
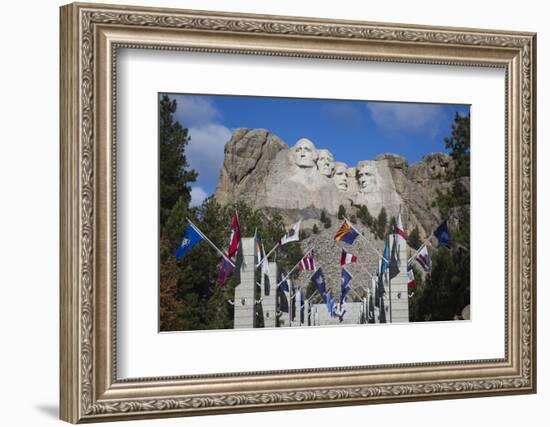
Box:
[173,208,452,323]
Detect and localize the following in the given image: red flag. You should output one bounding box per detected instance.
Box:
[226,211,241,259]
[395,213,408,240]
[407,266,416,289]
[298,250,316,271]
[216,254,235,286]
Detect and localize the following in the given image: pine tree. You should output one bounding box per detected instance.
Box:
[159,94,197,230]
[410,112,471,321]
[445,112,470,178]
[376,207,387,240]
[407,226,422,250]
[338,205,346,220]
[159,237,181,331]
[357,205,373,228]
[158,94,200,331]
[387,216,396,237]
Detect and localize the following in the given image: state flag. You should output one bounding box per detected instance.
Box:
[380,238,390,274]
[389,235,400,279]
[340,248,358,266]
[334,220,359,244]
[226,211,241,259]
[407,266,416,289]
[415,244,431,272]
[340,268,352,308]
[395,213,408,240]
[175,224,204,259]
[298,249,316,271]
[310,268,327,297]
[277,283,289,313]
[434,220,450,247]
[216,255,235,286]
[279,221,301,245]
[260,243,270,277]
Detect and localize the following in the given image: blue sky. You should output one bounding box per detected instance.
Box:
[163,93,469,207]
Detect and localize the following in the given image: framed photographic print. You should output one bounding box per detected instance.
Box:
[60,2,537,423]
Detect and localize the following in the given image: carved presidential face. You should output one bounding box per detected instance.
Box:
[316,149,335,177]
[292,138,318,167]
[357,161,377,190]
[333,162,349,191]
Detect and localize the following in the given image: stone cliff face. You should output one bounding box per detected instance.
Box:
[214,128,465,239]
[215,128,287,207]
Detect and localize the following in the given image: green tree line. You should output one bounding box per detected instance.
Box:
[409,112,471,321]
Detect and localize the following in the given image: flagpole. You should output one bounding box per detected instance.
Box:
[288,281,296,328]
[387,248,392,323]
[186,219,236,267]
[256,242,280,268]
[274,246,314,289]
[349,287,363,301]
[343,216,389,264]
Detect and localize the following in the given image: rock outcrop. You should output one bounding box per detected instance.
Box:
[214,128,465,238]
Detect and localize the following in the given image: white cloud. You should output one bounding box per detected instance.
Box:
[367,103,446,137]
[187,123,233,190]
[189,186,209,207]
[173,96,221,127]
[324,103,362,127]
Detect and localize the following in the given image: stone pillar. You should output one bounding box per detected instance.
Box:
[292,287,306,327]
[261,261,278,328]
[388,234,410,323]
[233,238,256,329]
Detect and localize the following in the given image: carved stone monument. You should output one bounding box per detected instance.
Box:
[215,128,458,237]
[333,162,349,192]
[316,149,335,177]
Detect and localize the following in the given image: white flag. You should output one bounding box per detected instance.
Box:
[261,243,270,277]
[279,221,301,245]
[415,244,431,272]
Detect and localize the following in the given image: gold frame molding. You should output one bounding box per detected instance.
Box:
[60,2,537,423]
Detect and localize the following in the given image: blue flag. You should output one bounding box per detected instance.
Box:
[389,235,400,279]
[326,295,336,317]
[340,268,352,305]
[277,287,289,313]
[324,290,332,305]
[279,273,290,293]
[175,224,204,259]
[311,268,327,296]
[380,238,390,274]
[434,220,450,247]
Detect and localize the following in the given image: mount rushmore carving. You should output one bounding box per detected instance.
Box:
[214,128,461,237]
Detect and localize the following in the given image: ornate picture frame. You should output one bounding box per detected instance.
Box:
[60,2,536,423]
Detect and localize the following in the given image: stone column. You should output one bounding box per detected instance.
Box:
[261,261,278,328]
[303,299,309,326]
[388,234,410,323]
[233,238,256,329]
